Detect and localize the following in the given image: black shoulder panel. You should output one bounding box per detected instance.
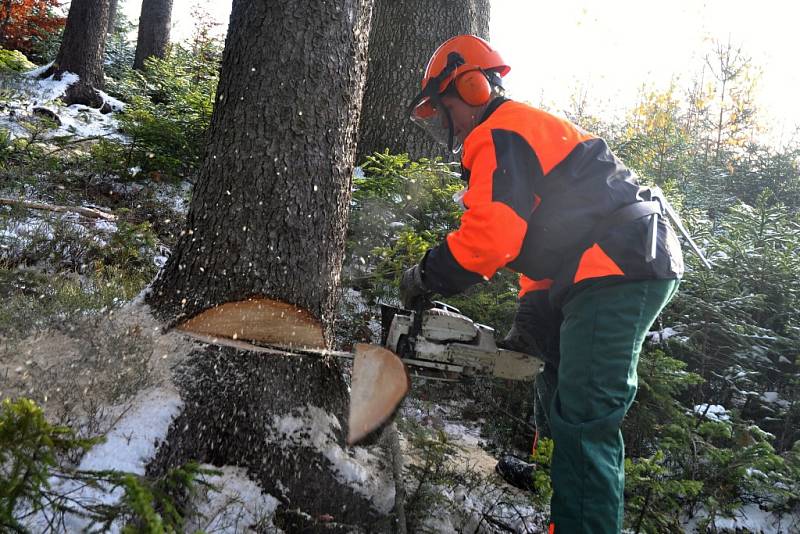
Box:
[491,129,542,220]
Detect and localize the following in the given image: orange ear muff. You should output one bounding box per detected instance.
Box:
[454,69,491,106]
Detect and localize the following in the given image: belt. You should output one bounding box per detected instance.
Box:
[589,189,711,269]
[589,200,661,247]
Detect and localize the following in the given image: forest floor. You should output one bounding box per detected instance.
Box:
[2,70,795,533]
[0,70,548,533]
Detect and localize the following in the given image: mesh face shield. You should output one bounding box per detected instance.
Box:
[409,93,462,153]
[407,53,465,154]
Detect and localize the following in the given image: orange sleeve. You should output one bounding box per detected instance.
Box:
[445,128,529,279]
[518,275,553,297]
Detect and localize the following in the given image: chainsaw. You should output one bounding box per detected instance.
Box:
[180,299,543,445]
[381,300,544,383]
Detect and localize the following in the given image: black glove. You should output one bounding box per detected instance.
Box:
[399,263,429,309]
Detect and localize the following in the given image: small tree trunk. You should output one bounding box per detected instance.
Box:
[133,0,173,69]
[41,0,109,106]
[356,0,490,164]
[107,0,118,33]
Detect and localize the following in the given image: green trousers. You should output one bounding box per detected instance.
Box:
[512,278,679,533]
[550,278,678,533]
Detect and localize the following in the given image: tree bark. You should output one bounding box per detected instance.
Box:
[356,0,490,164]
[41,0,109,106]
[148,0,370,345]
[107,0,118,33]
[145,0,391,527]
[133,0,173,70]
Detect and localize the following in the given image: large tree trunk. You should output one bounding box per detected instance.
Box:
[41,0,109,107]
[144,0,391,528]
[133,0,173,70]
[356,0,490,164]
[147,0,370,344]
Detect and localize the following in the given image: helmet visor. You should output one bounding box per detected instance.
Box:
[409,96,462,154]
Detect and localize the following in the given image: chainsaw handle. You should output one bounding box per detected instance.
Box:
[409,297,431,339]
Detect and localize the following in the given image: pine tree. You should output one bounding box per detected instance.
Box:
[133,0,173,70]
[143,0,391,526]
[40,0,109,107]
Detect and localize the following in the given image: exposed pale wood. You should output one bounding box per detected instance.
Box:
[0,198,116,220]
[178,330,353,359]
[347,344,409,445]
[177,297,326,349]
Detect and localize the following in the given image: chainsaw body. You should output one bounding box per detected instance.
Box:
[381,302,544,381]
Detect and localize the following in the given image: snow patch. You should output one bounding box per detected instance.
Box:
[342,287,370,315]
[187,465,282,533]
[693,404,731,422]
[443,421,483,448]
[24,68,79,102]
[266,405,395,514]
[77,387,182,473]
[419,482,547,533]
[683,503,798,533]
[154,180,192,215]
[94,218,118,232]
[96,88,126,113]
[647,326,682,343]
[760,391,791,409]
[0,210,119,262]
[0,66,129,142]
[21,386,183,533]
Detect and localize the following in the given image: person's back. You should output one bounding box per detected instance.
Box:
[446,98,683,305]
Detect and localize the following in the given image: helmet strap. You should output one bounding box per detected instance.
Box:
[407,52,466,116]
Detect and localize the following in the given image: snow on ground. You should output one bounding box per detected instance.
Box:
[403,397,486,448]
[761,391,792,409]
[443,420,484,447]
[23,63,78,101]
[153,179,193,215]
[20,386,183,533]
[647,326,683,343]
[266,404,396,514]
[693,403,731,422]
[400,397,547,532]
[0,64,127,142]
[420,482,546,534]
[77,387,182,473]
[186,465,282,534]
[0,210,118,261]
[0,214,55,243]
[683,504,799,533]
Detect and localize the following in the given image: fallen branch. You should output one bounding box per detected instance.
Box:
[45,135,111,156]
[0,198,116,221]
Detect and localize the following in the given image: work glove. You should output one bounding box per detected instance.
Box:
[399,263,430,310]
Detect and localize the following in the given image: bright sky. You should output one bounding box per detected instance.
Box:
[122,0,799,143]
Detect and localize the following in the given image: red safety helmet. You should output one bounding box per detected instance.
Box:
[408,35,510,152]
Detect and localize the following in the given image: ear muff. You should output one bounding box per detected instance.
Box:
[454,69,491,106]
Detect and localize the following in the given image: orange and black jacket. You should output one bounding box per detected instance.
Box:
[422,98,683,306]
